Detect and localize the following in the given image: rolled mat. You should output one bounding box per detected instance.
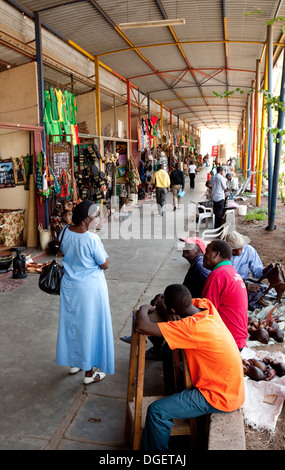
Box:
[26,174,38,247]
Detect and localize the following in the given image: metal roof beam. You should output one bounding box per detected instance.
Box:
[154,0,219,127]
[87,0,208,127]
[222,0,230,124]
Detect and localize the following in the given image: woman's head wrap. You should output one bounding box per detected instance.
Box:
[72,200,98,225]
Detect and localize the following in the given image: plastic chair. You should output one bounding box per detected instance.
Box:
[190,201,215,231]
[201,222,231,243]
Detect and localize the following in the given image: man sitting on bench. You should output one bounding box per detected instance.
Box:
[135,284,245,451]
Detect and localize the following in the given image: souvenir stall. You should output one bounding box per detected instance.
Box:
[0,120,42,254]
[126,156,141,204]
[115,142,128,204]
[137,116,166,198]
[38,86,82,247]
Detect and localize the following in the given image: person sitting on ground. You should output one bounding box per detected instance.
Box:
[226,172,239,193]
[201,239,248,351]
[179,237,211,297]
[135,284,245,451]
[170,162,185,211]
[225,231,274,310]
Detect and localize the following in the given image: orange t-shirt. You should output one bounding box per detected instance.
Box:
[158,298,245,412]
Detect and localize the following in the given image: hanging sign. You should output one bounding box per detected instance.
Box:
[211,145,219,157]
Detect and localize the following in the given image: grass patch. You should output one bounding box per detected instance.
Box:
[244,207,268,221]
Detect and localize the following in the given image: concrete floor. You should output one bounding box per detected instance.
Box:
[0,167,215,451]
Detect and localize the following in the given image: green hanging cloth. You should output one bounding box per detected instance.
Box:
[50,87,59,121]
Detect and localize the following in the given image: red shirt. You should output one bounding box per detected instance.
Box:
[158,298,245,412]
[201,264,248,348]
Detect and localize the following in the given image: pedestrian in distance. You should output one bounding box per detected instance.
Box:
[170,162,185,211]
[211,165,227,228]
[152,163,170,216]
[189,160,197,189]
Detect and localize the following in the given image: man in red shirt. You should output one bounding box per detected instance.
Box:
[201,239,248,350]
[135,284,245,450]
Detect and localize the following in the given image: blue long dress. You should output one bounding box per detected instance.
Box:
[56,228,115,375]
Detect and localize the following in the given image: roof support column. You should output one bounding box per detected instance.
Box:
[250,79,256,191]
[241,109,245,174]
[267,24,274,212]
[170,110,173,168]
[256,46,268,206]
[255,60,261,190]
[35,12,49,228]
[127,79,131,156]
[246,95,252,178]
[267,44,285,230]
[95,56,102,156]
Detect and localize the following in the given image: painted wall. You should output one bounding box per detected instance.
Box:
[0,62,39,242]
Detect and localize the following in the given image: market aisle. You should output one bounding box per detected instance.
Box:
[0,166,209,450]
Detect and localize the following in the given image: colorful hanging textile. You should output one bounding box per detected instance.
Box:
[36,151,61,200]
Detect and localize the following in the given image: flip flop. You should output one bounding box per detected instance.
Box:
[83,371,106,385]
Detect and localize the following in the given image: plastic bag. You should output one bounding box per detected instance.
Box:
[38,260,63,295]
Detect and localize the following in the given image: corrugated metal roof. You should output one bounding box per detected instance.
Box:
[1,0,285,129]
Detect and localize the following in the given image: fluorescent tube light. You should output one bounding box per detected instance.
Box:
[119,19,186,29]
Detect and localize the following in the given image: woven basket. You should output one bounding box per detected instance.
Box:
[38,224,52,251]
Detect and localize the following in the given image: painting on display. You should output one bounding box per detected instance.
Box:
[0,159,15,188]
[13,156,26,185]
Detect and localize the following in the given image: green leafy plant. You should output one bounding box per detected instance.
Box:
[244,207,268,221]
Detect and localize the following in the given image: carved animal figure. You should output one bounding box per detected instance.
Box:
[242,357,285,381]
[258,263,285,303]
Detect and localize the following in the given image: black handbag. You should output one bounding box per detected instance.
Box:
[39,225,69,295]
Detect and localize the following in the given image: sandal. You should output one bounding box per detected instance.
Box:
[83,371,106,385]
[70,367,81,374]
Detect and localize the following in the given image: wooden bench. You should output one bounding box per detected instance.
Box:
[124,311,197,450]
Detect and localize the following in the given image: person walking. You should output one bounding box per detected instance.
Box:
[211,165,227,228]
[170,162,185,211]
[189,160,197,189]
[152,163,170,216]
[56,200,115,384]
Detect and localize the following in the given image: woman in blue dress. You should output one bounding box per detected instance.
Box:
[56,200,114,384]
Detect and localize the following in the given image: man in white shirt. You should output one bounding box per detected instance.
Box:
[226,173,238,192]
[211,166,227,228]
[189,161,197,188]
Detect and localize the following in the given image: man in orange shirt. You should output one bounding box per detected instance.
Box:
[135,284,245,450]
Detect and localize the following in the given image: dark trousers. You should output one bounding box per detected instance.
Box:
[189,173,195,188]
[213,199,225,228]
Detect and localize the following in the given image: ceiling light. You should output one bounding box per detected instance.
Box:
[119,19,185,30]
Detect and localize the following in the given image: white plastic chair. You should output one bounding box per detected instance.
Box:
[190,201,215,231]
[201,223,231,243]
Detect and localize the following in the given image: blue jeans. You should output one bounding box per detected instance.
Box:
[143,388,224,450]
